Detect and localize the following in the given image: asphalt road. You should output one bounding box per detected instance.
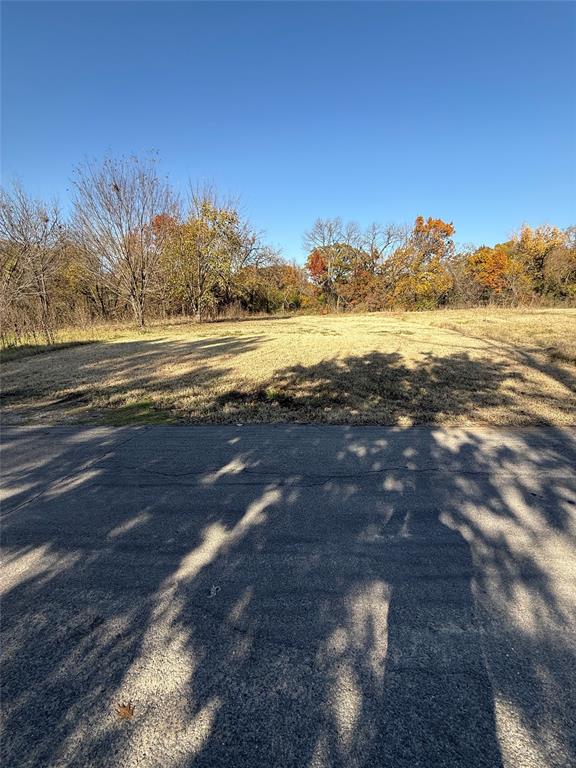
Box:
[1,424,575,768]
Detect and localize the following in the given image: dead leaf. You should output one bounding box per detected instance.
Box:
[116,701,135,720]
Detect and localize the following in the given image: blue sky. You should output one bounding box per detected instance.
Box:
[2,1,575,261]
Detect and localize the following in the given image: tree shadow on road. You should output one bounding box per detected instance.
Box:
[1,353,575,767]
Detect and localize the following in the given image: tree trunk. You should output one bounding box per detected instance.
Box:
[131,296,145,327]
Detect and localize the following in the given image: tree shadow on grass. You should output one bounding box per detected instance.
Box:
[0,354,575,767]
[442,326,576,399]
[213,347,575,425]
[0,340,100,364]
[213,351,513,424]
[1,335,266,424]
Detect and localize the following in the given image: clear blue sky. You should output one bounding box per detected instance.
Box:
[2,1,575,261]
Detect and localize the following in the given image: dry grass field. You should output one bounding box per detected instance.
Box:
[1,308,575,426]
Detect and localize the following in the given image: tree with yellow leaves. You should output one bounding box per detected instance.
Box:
[513,224,566,295]
[389,216,455,309]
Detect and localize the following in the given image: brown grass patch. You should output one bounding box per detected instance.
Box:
[1,309,574,426]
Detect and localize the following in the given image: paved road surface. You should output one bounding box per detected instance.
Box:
[1,425,575,768]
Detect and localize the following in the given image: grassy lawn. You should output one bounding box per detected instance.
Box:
[1,308,575,426]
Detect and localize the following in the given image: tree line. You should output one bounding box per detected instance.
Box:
[1,153,574,346]
[304,216,575,312]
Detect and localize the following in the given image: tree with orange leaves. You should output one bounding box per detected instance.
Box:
[467,245,510,292]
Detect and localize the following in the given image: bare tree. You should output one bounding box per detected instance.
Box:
[362,222,407,268]
[0,182,64,343]
[303,217,344,253]
[303,218,347,308]
[72,154,176,327]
